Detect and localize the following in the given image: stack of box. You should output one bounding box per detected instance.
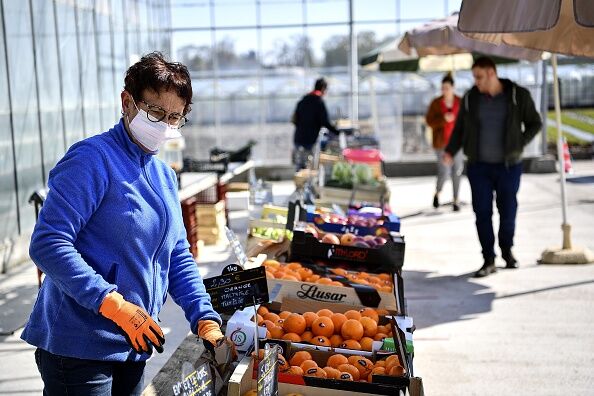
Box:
[181,197,199,257]
[196,200,226,245]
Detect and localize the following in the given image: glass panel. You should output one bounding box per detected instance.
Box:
[400,0,447,20]
[0,2,18,240]
[261,27,311,68]
[125,0,141,64]
[306,0,348,24]
[77,3,102,135]
[31,0,67,176]
[3,0,43,232]
[172,30,213,71]
[55,0,85,147]
[95,0,118,128]
[354,0,396,22]
[214,0,257,27]
[307,25,350,68]
[260,0,303,26]
[215,29,258,71]
[170,0,210,29]
[112,0,127,119]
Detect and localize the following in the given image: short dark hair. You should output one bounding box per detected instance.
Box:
[442,72,454,86]
[314,78,328,91]
[124,52,193,114]
[472,56,497,72]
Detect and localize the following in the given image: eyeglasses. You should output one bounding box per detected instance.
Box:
[139,100,188,129]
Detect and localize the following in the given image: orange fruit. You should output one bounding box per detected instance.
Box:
[279,311,292,319]
[298,267,313,279]
[262,320,276,330]
[388,365,406,377]
[316,277,333,285]
[265,329,271,338]
[316,308,333,318]
[282,333,301,342]
[344,310,362,321]
[300,359,318,372]
[339,340,362,350]
[330,267,348,276]
[302,312,318,329]
[300,331,313,343]
[263,312,280,323]
[337,364,360,381]
[376,325,390,335]
[338,372,354,381]
[376,308,390,316]
[349,357,373,378]
[277,354,290,372]
[359,308,379,323]
[379,286,392,293]
[378,273,391,281]
[283,313,306,335]
[289,351,312,367]
[257,306,269,316]
[322,366,341,379]
[331,281,344,287]
[275,319,285,328]
[374,360,386,368]
[311,316,334,337]
[281,275,300,281]
[304,367,327,378]
[263,259,281,268]
[374,333,388,341]
[368,366,386,382]
[384,355,401,369]
[287,366,303,376]
[273,269,286,278]
[311,335,331,347]
[329,334,344,347]
[305,275,321,282]
[256,314,263,325]
[265,271,275,279]
[326,354,348,369]
[360,317,378,337]
[360,337,374,351]
[269,326,284,339]
[341,319,364,341]
[286,262,302,270]
[330,313,348,333]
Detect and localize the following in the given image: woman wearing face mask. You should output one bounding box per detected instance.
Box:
[22,52,234,395]
[426,72,463,211]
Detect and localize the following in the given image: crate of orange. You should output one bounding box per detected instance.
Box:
[290,230,405,274]
[262,259,402,311]
[254,299,400,353]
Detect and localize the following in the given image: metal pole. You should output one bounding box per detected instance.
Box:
[348,0,358,124]
[209,0,221,146]
[552,54,571,249]
[540,58,549,156]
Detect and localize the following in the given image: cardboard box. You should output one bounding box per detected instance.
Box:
[226,190,250,211]
[267,278,397,311]
[290,231,405,274]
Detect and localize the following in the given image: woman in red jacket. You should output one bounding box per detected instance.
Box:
[425,73,463,211]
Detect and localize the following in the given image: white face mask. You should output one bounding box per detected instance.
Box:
[126,100,182,153]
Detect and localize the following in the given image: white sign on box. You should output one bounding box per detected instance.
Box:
[225,307,267,352]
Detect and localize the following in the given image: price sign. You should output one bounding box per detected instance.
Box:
[171,362,214,396]
[257,344,279,396]
[204,266,269,313]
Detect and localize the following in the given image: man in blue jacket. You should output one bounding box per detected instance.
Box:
[22,52,234,395]
[443,57,542,278]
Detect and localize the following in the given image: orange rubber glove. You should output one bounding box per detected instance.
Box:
[99,291,165,354]
[198,320,238,362]
[197,320,225,347]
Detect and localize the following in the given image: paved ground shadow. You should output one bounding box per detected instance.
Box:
[402,270,495,330]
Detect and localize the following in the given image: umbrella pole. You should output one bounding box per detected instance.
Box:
[551,54,570,249]
[540,54,594,264]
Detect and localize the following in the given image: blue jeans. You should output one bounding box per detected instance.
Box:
[35,348,145,396]
[467,162,522,259]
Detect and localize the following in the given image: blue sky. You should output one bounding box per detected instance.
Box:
[170,0,463,61]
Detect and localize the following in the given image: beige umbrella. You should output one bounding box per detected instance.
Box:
[458,0,594,264]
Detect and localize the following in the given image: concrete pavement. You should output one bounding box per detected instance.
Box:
[1,160,593,395]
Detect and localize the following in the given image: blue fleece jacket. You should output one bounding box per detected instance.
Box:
[22,119,221,362]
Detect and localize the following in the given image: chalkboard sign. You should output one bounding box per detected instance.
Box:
[204,266,269,313]
[171,362,214,396]
[257,344,279,396]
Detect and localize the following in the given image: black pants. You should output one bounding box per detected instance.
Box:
[35,348,145,396]
[467,162,522,259]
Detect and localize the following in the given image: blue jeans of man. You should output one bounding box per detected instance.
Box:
[467,162,522,259]
[35,348,145,396]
